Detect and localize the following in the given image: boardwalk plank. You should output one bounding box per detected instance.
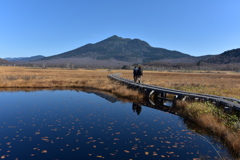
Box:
[108,73,240,111]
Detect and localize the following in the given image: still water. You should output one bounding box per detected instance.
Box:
[0,90,233,159]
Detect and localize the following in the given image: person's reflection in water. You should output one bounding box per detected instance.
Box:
[132,103,142,115]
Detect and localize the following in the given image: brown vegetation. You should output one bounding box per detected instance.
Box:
[176,101,240,157]
[120,70,240,99]
[0,66,143,100]
[1,66,240,100]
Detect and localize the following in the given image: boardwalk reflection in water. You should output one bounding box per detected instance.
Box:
[0,89,233,159]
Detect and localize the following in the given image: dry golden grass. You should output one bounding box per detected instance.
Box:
[1,66,240,100]
[120,70,240,99]
[0,66,143,100]
[176,100,240,156]
[2,67,240,97]
[1,66,240,104]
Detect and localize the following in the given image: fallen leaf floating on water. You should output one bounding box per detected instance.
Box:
[35,132,40,135]
[124,150,130,153]
[153,152,158,156]
[41,150,47,153]
[6,142,11,145]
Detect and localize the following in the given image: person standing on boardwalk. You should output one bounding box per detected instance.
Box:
[137,66,143,83]
[133,66,138,82]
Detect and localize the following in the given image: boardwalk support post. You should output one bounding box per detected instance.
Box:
[160,92,166,98]
[149,90,160,102]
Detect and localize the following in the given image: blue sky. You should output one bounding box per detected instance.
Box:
[0,0,240,58]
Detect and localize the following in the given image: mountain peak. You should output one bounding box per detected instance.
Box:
[42,35,190,62]
[101,35,124,42]
[109,35,121,39]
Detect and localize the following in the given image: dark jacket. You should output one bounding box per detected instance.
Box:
[133,68,138,75]
[137,68,142,76]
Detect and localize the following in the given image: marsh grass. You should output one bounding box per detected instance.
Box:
[3,67,240,98]
[120,71,240,99]
[176,100,240,156]
[0,67,143,100]
[1,66,240,101]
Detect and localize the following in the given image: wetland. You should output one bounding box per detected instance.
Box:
[1,66,240,159]
[0,89,234,159]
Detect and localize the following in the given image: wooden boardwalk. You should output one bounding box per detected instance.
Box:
[108,73,240,111]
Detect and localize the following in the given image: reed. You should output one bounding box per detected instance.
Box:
[1,66,240,100]
[120,70,240,99]
[175,100,240,156]
[0,66,143,100]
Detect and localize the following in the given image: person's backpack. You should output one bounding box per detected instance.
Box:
[137,69,142,75]
[134,68,138,75]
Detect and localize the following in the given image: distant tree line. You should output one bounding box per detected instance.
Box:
[122,62,240,72]
[2,61,240,72]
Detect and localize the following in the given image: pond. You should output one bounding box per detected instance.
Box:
[0,90,234,159]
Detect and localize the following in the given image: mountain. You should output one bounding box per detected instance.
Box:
[42,35,191,63]
[6,36,239,68]
[0,58,12,65]
[4,55,45,61]
[200,48,240,64]
[146,55,214,64]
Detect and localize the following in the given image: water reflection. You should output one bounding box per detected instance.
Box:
[163,101,173,107]
[0,89,234,159]
[84,90,119,103]
[132,103,142,115]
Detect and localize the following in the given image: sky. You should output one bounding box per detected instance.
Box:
[0,0,240,58]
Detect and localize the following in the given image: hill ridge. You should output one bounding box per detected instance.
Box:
[201,48,240,64]
[42,35,191,63]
